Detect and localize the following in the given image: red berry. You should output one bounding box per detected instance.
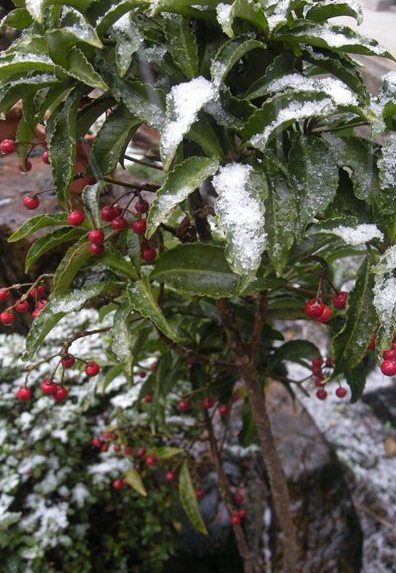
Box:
[54,386,68,402]
[15,299,29,313]
[85,361,100,377]
[87,229,105,244]
[234,491,245,505]
[89,243,104,256]
[135,199,149,214]
[315,377,325,388]
[230,514,241,526]
[195,488,205,500]
[111,432,119,441]
[311,357,323,369]
[41,151,50,165]
[202,397,215,410]
[0,288,9,302]
[18,160,32,173]
[144,393,153,404]
[332,291,348,310]
[92,437,102,448]
[67,210,85,226]
[101,444,109,453]
[150,361,158,371]
[382,349,396,361]
[0,139,16,154]
[102,431,112,441]
[112,479,124,491]
[111,216,128,231]
[16,386,31,401]
[232,391,241,403]
[1,311,14,326]
[316,388,328,401]
[124,446,133,456]
[100,205,118,222]
[304,299,325,319]
[141,247,156,262]
[335,387,347,399]
[177,399,191,413]
[237,508,246,519]
[61,354,75,369]
[23,195,40,210]
[145,454,157,467]
[131,219,147,235]
[136,447,146,458]
[114,444,122,452]
[380,360,396,377]
[29,285,46,299]
[165,471,176,483]
[138,370,147,379]
[41,379,57,396]
[219,404,230,416]
[317,305,332,323]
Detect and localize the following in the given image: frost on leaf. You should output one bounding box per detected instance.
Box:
[112,13,142,77]
[373,246,396,275]
[327,224,384,245]
[378,133,396,191]
[161,77,216,169]
[212,164,267,277]
[216,3,233,37]
[267,0,292,31]
[26,0,44,21]
[373,274,396,352]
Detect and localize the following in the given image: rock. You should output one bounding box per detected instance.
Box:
[362,387,396,427]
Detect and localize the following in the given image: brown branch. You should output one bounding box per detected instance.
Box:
[204,411,256,573]
[124,154,163,171]
[249,291,268,359]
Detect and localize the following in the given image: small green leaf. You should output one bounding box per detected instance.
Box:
[112,13,142,76]
[127,278,185,343]
[124,467,147,497]
[211,35,265,90]
[164,14,199,79]
[99,249,137,281]
[8,213,67,243]
[303,1,363,26]
[25,283,115,359]
[153,446,183,459]
[179,460,207,535]
[147,157,220,238]
[82,182,102,229]
[333,257,378,370]
[92,105,140,175]
[0,53,56,81]
[151,243,242,299]
[1,8,33,30]
[269,340,321,370]
[111,305,134,363]
[25,227,83,272]
[217,0,269,38]
[52,237,91,295]
[289,136,338,238]
[67,47,108,90]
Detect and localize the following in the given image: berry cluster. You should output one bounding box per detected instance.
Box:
[380,337,396,376]
[304,291,348,323]
[0,283,47,326]
[310,356,347,400]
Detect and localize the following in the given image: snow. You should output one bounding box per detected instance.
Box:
[308,24,388,56]
[303,0,363,24]
[250,97,333,150]
[161,77,216,159]
[378,133,396,190]
[212,163,267,275]
[374,246,396,274]
[330,224,384,245]
[216,3,233,35]
[268,0,291,31]
[265,73,358,106]
[25,0,43,20]
[373,275,396,328]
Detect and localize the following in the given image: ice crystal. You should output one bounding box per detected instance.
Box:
[268,0,291,30]
[378,133,396,190]
[212,163,267,275]
[216,3,233,35]
[331,224,384,245]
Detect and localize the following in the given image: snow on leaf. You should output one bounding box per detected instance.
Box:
[160,77,216,170]
[112,13,142,77]
[212,163,267,277]
[25,0,44,22]
[373,274,396,355]
[216,3,233,36]
[324,224,384,245]
[378,133,396,191]
[373,246,396,275]
[267,0,292,31]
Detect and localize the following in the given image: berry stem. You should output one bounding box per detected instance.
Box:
[123,154,163,171]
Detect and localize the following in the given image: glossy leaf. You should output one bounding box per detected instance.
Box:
[111,305,134,363]
[210,36,265,90]
[8,213,68,243]
[146,157,220,238]
[179,460,207,535]
[82,182,102,229]
[164,14,199,79]
[124,467,147,497]
[67,47,108,90]
[25,227,83,272]
[303,1,363,25]
[112,13,142,76]
[52,237,91,295]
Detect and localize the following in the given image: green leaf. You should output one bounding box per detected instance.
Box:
[67,47,107,90]
[179,460,207,535]
[1,8,33,30]
[99,363,125,392]
[82,182,101,228]
[25,227,83,272]
[0,74,59,116]
[8,213,68,243]
[210,35,265,90]
[59,6,102,48]
[212,164,268,278]
[92,105,140,175]
[243,91,335,151]
[289,136,338,238]
[245,51,295,100]
[277,23,394,59]
[373,249,396,356]
[52,237,91,295]
[265,172,297,275]
[218,0,269,38]
[303,1,363,25]
[24,283,114,359]
[124,467,147,497]
[153,446,183,459]
[46,88,83,204]
[147,157,220,238]
[127,278,186,343]
[187,116,225,160]
[0,53,56,81]
[99,249,137,281]
[151,243,243,298]
[111,305,134,363]
[112,13,142,76]
[345,362,367,403]
[164,14,199,79]
[333,257,378,370]
[269,340,321,370]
